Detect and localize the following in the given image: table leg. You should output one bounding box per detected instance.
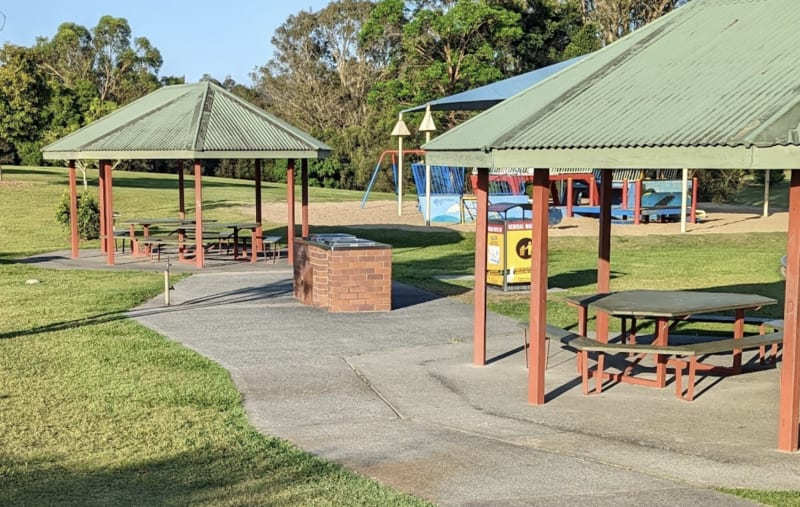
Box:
[655,317,669,388]
[178,227,185,261]
[128,224,140,256]
[142,225,152,257]
[733,308,744,373]
[577,306,587,337]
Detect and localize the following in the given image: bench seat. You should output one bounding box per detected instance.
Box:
[517,322,583,368]
[568,331,783,401]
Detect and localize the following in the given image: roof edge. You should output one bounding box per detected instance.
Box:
[426,144,800,170]
[42,149,332,161]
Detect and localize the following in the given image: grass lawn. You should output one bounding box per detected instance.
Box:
[1,165,798,505]
[733,170,789,210]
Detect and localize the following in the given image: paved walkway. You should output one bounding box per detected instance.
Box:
[25,250,799,505]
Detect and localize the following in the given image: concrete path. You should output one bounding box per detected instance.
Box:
[124,266,799,506]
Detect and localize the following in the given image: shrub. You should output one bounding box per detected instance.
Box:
[751,169,785,185]
[55,191,100,240]
[15,140,44,166]
[695,169,746,203]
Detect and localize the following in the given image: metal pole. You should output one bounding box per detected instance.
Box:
[397,136,403,216]
[763,169,771,218]
[425,131,431,226]
[680,168,689,233]
[164,256,171,306]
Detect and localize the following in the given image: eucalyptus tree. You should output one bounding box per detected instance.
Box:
[579,0,687,43]
[36,16,162,116]
[256,0,388,188]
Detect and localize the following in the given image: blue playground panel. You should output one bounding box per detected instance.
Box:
[412,163,468,223]
[418,195,463,223]
[572,204,698,223]
[411,163,467,194]
[618,180,694,208]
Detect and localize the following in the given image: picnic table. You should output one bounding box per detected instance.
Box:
[566,290,777,389]
[119,218,190,257]
[220,223,261,262]
[120,218,220,260]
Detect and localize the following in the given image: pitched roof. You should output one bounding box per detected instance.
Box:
[402,56,586,113]
[42,82,332,160]
[423,0,800,170]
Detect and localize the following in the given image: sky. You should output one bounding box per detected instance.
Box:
[0,1,331,85]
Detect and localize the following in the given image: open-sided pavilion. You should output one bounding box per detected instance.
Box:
[424,0,800,451]
[41,81,331,268]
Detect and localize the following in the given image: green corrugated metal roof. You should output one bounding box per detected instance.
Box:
[424,0,800,169]
[42,82,332,160]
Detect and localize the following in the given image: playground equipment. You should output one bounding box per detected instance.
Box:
[410,163,466,223]
[360,149,426,208]
[548,168,700,224]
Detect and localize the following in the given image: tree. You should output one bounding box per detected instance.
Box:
[0,44,49,164]
[0,44,48,142]
[36,16,163,111]
[490,0,599,70]
[256,0,389,189]
[380,0,524,123]
[258,1,380,133]
[579,0,687,44]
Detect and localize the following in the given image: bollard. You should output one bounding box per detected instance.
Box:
[164,256,171,306]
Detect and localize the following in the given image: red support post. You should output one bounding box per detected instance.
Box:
[566,177,574,218]
[596,170,613,344]
[254,160,263,259]
[473,167,489,366]
[98,161,106,253]
[301,159,309,238]
[778,169,800,452]
[178,161,186,220]
[68,160,79,258]
[634,179,642,225]
[104,160,115,265]
[589,175,598,205]
[194,161,204,268]
[528,169,550,405]
[287,159,296,266]
[621,178,629,210]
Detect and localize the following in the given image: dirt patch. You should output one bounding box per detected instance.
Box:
[248,200,788,237]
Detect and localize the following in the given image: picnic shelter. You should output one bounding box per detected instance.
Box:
[423,0,800,451]
[41,81,331,268]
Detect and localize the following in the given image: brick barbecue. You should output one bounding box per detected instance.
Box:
[293,234,392,312]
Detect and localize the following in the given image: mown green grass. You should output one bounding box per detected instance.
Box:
[0,167,427,505]
[1,165,798,505]
[733,171,790,210]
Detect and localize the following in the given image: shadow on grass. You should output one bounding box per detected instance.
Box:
[697,281,786,319]
[549,269,624,291]
[0,281,295,341]
[0,443,417,507]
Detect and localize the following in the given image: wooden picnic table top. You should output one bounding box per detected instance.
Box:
[566,290,777,318]
[219,222,260,229]
[120,218,218,226]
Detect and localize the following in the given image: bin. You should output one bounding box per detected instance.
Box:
[487,203,533,291]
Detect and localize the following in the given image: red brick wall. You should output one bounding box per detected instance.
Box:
[293,239,391,312]
[310,245,329,309]
[327,248,392,312]
[292,241,314,305]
